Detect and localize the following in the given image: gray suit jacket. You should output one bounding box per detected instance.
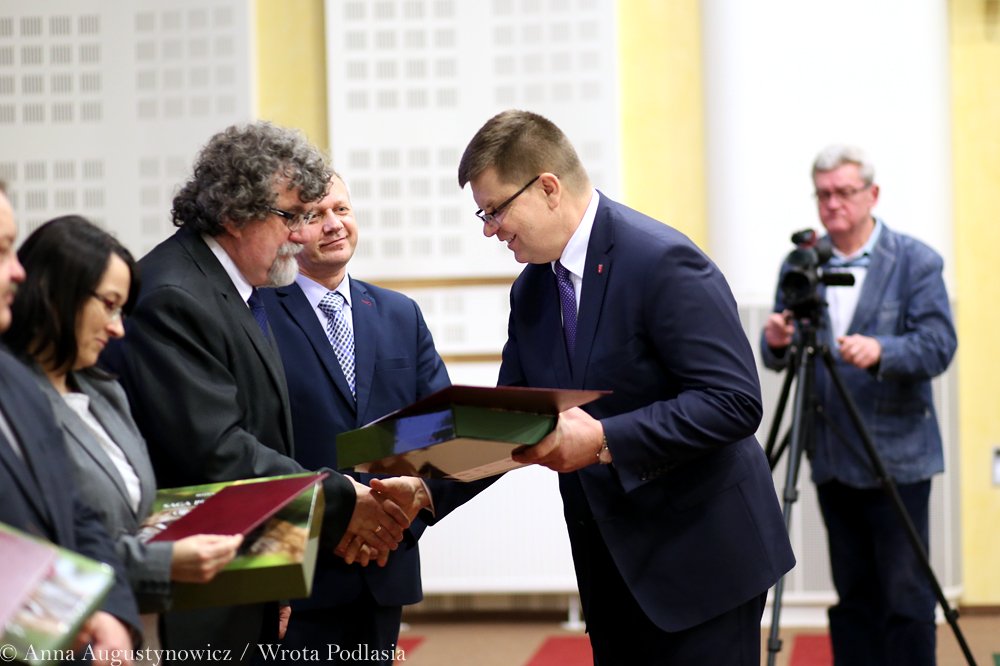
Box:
[33,368,173,612]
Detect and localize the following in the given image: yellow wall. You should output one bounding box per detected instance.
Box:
[617,1,707,249]
[951,0,1000,605]
[254,0,329,150]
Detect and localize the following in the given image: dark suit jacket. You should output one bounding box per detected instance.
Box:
[262,279,491,612]
[0,347,141,637]
[101,227,355,652]
[499,194,795,632]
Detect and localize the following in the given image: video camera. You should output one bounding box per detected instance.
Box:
[779,229,854,318]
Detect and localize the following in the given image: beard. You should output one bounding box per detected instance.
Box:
[265,241,301,287]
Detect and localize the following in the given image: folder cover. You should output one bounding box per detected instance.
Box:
[0,522,114,666]
[148,472,328,543]
[336,385,608,481]
[139,473,327,609]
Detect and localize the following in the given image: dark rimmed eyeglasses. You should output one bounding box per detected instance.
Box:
[474,175,540,225]
[813,184,871,204]
[268,207,316,232]
[90,292,124,322]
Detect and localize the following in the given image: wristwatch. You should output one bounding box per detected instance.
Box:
[596,435,612,465]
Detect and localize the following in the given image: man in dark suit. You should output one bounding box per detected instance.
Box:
[261,173,492,663]
[457,110,795,663]
[102,124,411,661]
[0,185,140,664]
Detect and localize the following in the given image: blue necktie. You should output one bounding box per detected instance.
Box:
[318,291,356,397]
[247,288,270,339]
[555,261,577,357]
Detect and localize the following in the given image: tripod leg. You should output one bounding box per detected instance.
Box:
[764,349,798,469]
[766,343,814,666]
[819,347,977,666]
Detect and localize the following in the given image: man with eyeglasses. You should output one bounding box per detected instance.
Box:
[259,173,494,664]
[458,110,794,664]
[761,144,956,665]
[101,123,412,662]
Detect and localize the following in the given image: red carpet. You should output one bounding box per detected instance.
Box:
[394,636,424,663]
[789,633,832,666]
[525,636,593,666]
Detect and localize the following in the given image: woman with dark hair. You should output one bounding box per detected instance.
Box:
[2,216,242,627]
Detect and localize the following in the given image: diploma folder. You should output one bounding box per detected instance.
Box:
[148,472,329,542]
[336,385,607,481]
[0,522,115,666]
[139,473,326,609]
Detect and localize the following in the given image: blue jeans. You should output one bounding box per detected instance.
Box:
[817,479,937,666]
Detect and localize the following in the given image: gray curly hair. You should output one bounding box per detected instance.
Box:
[172,121,332,234]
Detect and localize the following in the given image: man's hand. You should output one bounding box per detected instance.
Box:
[278,604,291,640]
[512,407,604,473]
[73,611,134,666]
[764,311,795,350]
[369,477,431,523]
[334,477,409,566]
[170,534,243,583]
[837,334,882,369]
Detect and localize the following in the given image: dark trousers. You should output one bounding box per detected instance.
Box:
[281,589,403,666]
[817,479,937,666]
[568,517,764,665]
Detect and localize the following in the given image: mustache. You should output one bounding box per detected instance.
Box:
[276,241,301,258]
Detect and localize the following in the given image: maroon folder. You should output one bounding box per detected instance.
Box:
[148,473,328,543]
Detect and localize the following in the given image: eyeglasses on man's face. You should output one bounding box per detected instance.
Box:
[268,206,317,232]
[90,292,124,322]
[813,184,871,205]
[475,175,540,225]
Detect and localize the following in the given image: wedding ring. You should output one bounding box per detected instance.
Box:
[374,525,383,534]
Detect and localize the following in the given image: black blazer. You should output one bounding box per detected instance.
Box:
[500,194,795,632]
[0,347,141,637]
[102,227,355,654]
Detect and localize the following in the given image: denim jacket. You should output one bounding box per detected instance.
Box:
[760,221,957,488]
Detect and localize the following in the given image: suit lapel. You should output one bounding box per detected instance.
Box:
[847,226,897,335]
[277,284,357,412]
[350,282,377,422]
[573,203,613,386]
[180,230,294,433]
[527,266,574,388]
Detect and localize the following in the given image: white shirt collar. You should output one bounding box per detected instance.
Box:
[295,273,352,311]
[202,233,254,305]
[552,189,599,279]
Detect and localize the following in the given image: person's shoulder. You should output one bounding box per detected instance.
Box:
[598,195,696,250]
[880,224,944,264]
[352,278,417,309]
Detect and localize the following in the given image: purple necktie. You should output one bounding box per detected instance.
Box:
[555,261,577,357]
[247,288,270,340]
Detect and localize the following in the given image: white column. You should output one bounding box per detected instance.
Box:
[701,0,953,305]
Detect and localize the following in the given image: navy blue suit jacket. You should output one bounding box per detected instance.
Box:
[262,279,489,610]
[499,194,795,632]
[0,346,141,636]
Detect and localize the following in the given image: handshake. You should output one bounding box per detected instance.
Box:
[335,476,430,567]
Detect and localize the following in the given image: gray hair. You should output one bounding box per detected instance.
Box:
[172,121,332,235]
[457,109,589,193]
[812,144,875,186]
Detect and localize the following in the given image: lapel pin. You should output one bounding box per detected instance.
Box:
[597,264,604,274]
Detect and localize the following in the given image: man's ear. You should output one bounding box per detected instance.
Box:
[539,172,561,209]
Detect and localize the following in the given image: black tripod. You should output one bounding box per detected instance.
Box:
[762,313,975,666]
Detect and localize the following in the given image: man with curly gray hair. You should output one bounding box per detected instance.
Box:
[103,122,412,662]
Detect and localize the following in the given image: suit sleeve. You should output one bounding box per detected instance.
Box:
[108,284,355,543]
[596,242,765,492]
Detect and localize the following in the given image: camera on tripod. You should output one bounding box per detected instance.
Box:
[779,229,855,318]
